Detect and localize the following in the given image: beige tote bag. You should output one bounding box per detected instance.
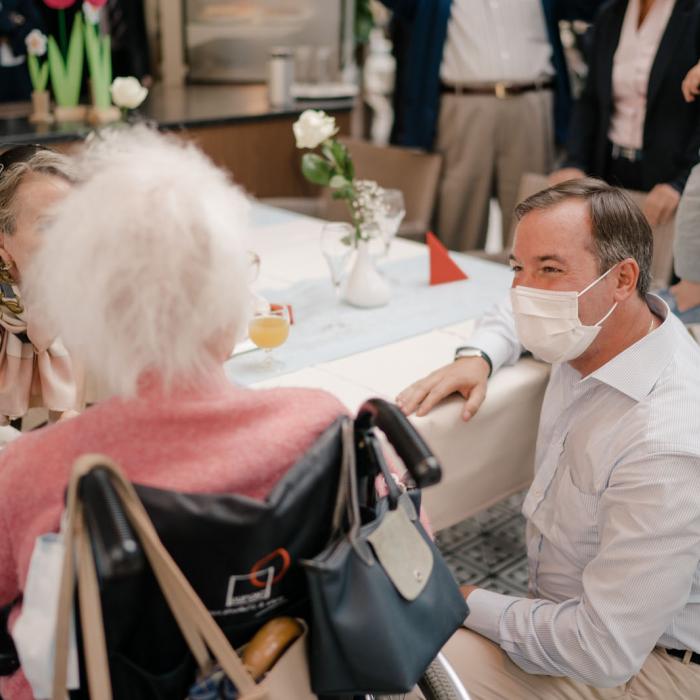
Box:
[51,454,316,700]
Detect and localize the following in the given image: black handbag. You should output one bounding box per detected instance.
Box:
[303,418,468,695]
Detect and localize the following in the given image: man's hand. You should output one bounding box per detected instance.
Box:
[670,280,700,312]
[682,61,700,102]
[395,356,490,421]
[548,168,586,186]
[643,184,680,226]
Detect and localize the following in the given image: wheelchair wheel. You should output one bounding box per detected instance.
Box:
[370,654,470,700]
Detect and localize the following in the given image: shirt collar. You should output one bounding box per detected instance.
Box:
[584,294,679,402]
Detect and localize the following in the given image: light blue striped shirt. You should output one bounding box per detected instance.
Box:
[464,294,700,687]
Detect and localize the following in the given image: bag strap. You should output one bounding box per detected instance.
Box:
[329,418,362,540]
[52,454,84,700]
[53,455,266,700]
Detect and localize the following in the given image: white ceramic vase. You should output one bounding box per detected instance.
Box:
[342,238,391,308]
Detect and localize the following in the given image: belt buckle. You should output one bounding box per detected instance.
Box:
[495,82,508,99]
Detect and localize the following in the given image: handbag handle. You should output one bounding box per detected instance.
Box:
[53,455,266,700]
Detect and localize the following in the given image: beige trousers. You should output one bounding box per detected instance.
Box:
[435,90,554,252]
[438,628,700,699]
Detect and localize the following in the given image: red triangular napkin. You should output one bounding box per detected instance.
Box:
[427,231,468,285]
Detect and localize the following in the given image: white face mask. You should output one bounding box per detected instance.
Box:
[510,267,618,364]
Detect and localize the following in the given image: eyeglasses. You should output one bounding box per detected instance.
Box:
[0,144,48,178]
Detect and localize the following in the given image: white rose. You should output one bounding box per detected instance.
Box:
[110,77,149,110]
[25,29,47,57]
[83,1,101,25]
[292,110,338,149]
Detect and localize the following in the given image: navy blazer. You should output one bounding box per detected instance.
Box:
[564,0,700,193]
[382,0,605,149]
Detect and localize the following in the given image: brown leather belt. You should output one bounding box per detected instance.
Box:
[440,80,554,99]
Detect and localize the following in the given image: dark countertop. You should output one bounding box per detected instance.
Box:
[0,83,355,146]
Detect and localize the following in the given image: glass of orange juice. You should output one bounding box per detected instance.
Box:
[248,306,290,369]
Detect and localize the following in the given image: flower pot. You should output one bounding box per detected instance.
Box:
[53,105,88,123]
[28,91,53,124]
[87,105,121,125]
[342,238,391,308]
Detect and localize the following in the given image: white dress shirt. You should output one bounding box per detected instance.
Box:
[440,0,554,85]
[465,294,700,687]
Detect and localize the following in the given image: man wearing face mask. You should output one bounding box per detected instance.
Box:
[397,178,700,696]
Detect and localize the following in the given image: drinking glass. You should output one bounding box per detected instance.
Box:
[321,222,354,296]
[377,189,406,256]
[247,250,261,284]
[248,306,290,369]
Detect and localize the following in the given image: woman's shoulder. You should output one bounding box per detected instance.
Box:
[243,386,349,419]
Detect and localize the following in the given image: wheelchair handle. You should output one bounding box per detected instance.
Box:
[356,398,442,488]
[79,467,145,581]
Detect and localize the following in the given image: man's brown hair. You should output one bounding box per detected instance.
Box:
[514,178,654,297]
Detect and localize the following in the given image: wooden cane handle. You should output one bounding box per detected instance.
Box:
[241,617,303,681]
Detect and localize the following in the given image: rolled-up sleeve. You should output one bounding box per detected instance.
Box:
[467,297,523,373]
[465,452,700,688]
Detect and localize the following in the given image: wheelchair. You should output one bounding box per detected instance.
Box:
[1,399,469,700]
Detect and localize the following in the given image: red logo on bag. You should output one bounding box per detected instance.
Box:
[249,548,291,588]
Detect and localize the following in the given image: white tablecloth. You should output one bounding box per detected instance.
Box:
[238,205,550,530]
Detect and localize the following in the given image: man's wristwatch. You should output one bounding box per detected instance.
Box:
[453,346,493,377]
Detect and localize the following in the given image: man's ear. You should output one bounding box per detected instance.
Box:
[614,258,640,301]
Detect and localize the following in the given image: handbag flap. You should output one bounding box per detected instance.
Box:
[366,501,433,601]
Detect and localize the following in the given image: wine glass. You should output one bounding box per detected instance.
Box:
[248,306,290,369]
[320,222,354,297]
[247,250,261,284]
[377,189,406,256]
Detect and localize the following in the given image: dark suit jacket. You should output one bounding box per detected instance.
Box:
[564,0,700,193]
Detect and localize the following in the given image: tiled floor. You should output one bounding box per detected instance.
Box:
[437,491,530,596]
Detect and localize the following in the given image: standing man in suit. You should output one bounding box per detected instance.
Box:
[551,0,700,227]
[381,0,604,252]
[0,0,45,102]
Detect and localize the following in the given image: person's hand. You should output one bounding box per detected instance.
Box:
[395,356,490,421]
[460,584,479,598]
[642,184,681,226]
[670,280,700,312]
[548,168,585,186]
[682,61,700,102]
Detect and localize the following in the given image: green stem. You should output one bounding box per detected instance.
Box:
[59,10,68,58]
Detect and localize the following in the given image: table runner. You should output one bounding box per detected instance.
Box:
[225,252,512,386]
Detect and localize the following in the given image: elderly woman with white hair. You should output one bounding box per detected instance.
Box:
[0,128,346,700]
[0,145,81,430]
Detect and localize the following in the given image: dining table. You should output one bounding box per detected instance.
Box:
[224,203,550,532]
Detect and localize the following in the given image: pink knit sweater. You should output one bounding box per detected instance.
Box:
[0,369,346,700]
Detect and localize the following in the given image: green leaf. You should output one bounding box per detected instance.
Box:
[345,157,355,182]
[301,153,334,186]
[48,35,69,105]
[329,175,349,189]
[65,13,84,106]
[332,185,355,201]
[38,61,49,92]
[331,141,349,169]
[27,54,39,90]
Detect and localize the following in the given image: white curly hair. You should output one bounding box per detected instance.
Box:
[24,126,252,397]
